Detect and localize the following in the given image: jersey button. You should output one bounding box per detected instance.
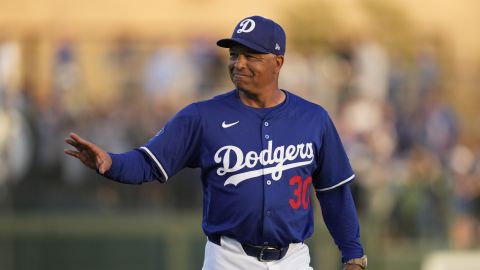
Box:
[264,241,269,245]
[265,134,270,139]
[266,210,271,216]
[264,121,269,127]
[266,180,272,185]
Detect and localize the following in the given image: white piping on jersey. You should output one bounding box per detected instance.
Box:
[140,146,169,182]
[224,159,314,186]
[315,174,355,192]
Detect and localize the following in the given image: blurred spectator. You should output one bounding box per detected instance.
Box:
[422,92,458,163]
[52,39,86,115]
[415,41,441,100]
[330,36,356,110]
[142,38,196,106]
[279,51,311,98]
[353,36,389,102]
[188,36,225,98]
[0,38,32,186]
[34,93,70,173]
[389,146,449,241]
[109,34,142,104]
[448,144,480,248]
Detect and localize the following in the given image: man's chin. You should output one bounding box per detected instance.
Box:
[233,82,249,91]
[236,87,262,97]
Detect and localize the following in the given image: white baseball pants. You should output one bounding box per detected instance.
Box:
[202,236,314,270]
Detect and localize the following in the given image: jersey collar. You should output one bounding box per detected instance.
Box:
[233,88,291,120]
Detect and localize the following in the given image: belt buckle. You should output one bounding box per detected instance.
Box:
[258,246,278,262]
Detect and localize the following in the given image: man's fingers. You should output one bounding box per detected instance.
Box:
[69,133,93,148]
[65,138,80,148]
[64,132,106,172]
[64,149,81,158]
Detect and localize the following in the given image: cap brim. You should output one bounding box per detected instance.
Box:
[216,38,269,54]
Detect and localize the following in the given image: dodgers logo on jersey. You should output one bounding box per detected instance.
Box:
[214,140,314,186]
[236,19,256,34]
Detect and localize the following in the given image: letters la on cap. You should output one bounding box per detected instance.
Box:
[217,15,286,56]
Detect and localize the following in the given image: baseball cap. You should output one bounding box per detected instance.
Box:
[217,16,286,55]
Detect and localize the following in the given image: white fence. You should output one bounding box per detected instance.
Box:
[423,251,480,270]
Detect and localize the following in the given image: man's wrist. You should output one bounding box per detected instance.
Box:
[344,255,367,269]
[343,265,363,270]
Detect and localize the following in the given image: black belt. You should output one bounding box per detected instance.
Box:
[208,235,289,262]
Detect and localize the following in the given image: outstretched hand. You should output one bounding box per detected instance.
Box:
[64,132,112,174]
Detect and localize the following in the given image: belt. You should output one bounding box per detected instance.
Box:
[208,235,289,262]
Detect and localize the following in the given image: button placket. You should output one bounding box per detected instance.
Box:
[263,120,270,140]
[262,118,274,242]
[263,121,272,187]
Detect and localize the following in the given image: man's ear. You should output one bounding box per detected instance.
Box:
[274,55,284,74]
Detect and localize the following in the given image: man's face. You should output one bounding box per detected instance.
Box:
[228,44,283,94]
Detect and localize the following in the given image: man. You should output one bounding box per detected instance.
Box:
[65,15,367,270]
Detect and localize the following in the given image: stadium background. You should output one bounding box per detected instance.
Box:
[0,0,479,269]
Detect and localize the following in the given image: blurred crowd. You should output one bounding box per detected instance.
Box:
[0,33,479,249]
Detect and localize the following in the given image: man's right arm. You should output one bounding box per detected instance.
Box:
[104,150,163,184]
[65,103,202,185]
[64,132,162,184]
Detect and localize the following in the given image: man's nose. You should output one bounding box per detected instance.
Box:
[233,54,247,69]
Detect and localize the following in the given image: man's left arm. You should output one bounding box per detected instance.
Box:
[314,111,366,268]
[316,183,365,265]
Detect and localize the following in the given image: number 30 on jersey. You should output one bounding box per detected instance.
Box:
[289,176,312,210]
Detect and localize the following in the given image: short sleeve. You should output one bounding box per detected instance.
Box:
[139,103,202,182]
[313,112,355,192]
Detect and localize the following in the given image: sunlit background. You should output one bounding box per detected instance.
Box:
[0,0,479,269]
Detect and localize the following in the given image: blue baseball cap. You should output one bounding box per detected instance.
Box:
[217,16,286,55]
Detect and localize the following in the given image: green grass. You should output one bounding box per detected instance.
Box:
[0,212,436,270]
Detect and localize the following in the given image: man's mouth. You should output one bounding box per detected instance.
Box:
[232,73,250,78]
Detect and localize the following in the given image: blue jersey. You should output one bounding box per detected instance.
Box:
[138,89,355,247]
